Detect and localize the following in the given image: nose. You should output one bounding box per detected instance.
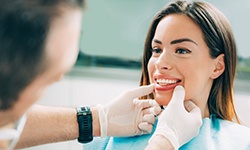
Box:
[155,50,173,71]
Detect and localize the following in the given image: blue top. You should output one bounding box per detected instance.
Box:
[84,115,250,150]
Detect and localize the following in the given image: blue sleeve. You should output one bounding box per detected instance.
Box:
[180,116,250,150]
[83,137,110,150]
[83,134,152,150]
[83,116,250,150]
[105,134,152,150]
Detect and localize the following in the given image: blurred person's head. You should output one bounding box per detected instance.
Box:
[140,0,238,121]
[0,0,85,126]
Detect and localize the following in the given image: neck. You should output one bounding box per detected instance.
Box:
[203,104,210,118]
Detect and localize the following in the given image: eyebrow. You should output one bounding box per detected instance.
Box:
[153,39,162,44]
[152,38,198,45]
[171,38,198,45]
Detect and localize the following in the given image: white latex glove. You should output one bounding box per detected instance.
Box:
[149,85,202,150]
[97,84,161,137]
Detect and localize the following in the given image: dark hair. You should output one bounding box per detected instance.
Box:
[0,0,85,110]
[140,0,238,122]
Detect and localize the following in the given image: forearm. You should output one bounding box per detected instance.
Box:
[145,135,174,150]
[16,104,100,148]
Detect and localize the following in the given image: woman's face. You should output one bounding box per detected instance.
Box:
[148,14,222,117]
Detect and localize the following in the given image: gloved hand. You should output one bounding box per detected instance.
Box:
[148,85,202,150]
[97,84,161,137]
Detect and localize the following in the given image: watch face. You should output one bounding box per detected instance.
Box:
[77,107,91,115]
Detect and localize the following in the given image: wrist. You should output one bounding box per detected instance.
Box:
[90,106,100,137]
[95,104,108,137]
[152,128,179,149]
[147,134,175,150]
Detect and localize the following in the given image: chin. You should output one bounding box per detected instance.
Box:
[154,95,172,106]
[154,89,174,106]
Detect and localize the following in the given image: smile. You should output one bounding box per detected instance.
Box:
[153,74,182,91]
[156,78,181,86]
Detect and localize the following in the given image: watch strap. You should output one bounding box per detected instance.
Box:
[76,106,93,143]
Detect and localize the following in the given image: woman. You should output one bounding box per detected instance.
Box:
[85,0,250,149]
[141,0,236,122]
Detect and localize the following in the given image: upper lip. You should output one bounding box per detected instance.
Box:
[154,74,182,85]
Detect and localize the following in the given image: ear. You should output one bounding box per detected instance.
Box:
[210,54,225,79]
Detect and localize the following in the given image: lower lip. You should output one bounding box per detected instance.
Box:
[155,83,180,91]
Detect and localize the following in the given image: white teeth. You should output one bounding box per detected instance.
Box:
[156,79,178,86]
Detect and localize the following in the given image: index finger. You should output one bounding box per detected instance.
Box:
[126,84,154,99]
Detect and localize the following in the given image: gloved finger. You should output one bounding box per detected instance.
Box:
[134,98,159,108]
[188,104,202,119]
[126,84,154,99]
[142,114,155,124]
[189,107,202,130]
[190,107,202,126]
[137,130,151,135]
[190,106,201,116]
[142,105,161,116]
[184,100,202,124]
[184,100,201,116]
[184,100,198,112]
[138,122,153,134]
[170,85,185,105]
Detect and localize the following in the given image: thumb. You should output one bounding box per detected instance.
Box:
[169,85,185,105]
[126,84,154,99]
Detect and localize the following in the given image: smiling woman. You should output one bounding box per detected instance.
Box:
[147,13,222,118]
[84,1,250,149]
[141,5,236,122]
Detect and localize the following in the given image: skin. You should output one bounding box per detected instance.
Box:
[147,14,225,118]
[145,134,174,150]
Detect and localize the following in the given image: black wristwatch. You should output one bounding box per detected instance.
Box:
[76,106,93,143]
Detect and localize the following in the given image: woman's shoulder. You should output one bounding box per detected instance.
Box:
[180,116,250,150]
[200,115,250,136]
[212,115,250,133]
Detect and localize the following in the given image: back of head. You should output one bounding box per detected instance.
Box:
[141,0,237,121]
[0,0,85,110]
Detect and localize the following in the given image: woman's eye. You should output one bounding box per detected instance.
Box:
[151,48,162,55]
[175,48,191,54]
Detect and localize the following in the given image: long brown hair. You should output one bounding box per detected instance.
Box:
[140,0,238,122]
